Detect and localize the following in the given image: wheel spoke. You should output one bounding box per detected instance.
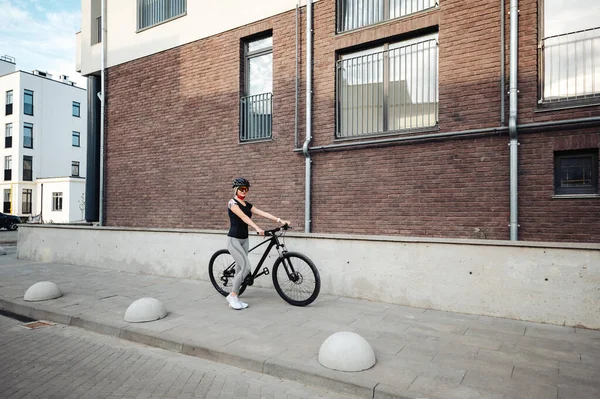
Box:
[209,251,240,296]
[275,254,319,305]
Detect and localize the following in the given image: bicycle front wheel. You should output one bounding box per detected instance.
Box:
[208,249,247,297]
[272,252,320,306]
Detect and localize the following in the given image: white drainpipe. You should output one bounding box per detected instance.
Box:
[508,0,519,240]
[99,0,107,226]
[303,0,313,233]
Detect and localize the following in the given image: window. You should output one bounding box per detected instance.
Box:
[22,189,32,214]
[5,90,12,115]
[4,156,11,181]
[23,123,33,148]
[240,35,273,142]
[23,156,32,181]
[337,0,437,32]
[23,89,33,116]
[96,16,102,44]
[72,101,81,117]
[5,123,12,148]
[554,149,598,195]
[52,192,63,211]
[336,33,438,137]
[539,0,600,103]
[137,0,186,30]
[72,131,80,147]
[72,161,80,177]
[3,189,10,213]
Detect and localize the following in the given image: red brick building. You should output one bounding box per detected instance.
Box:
[78,0,600,242]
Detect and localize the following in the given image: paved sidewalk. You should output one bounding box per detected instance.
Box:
[0,315,356,399]
[0,256,599,399]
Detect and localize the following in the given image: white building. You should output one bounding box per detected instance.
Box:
[0,55,87,223]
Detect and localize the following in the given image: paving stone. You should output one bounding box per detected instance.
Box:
[461,370,557,399]
[407,375,505,399]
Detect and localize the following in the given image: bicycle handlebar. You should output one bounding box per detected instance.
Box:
[261,224,291,236]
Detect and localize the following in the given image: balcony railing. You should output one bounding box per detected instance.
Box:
[337,0,437,33]
[337,38,438,137]
[239,93,272,142]
[539,26,600,103]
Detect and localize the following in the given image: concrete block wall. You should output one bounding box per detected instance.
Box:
[17,225,600,329]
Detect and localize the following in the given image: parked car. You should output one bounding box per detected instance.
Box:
[0,212,20,230]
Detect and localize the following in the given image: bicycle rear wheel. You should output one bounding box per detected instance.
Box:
[208,249,247,297]
[272,252,320,306]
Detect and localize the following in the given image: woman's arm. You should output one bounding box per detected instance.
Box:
[253,207,291,226]
[230,204,264,235]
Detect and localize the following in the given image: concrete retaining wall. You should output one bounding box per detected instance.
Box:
[17,225,600,329]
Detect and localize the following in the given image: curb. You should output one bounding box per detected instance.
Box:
[0,297,413,399]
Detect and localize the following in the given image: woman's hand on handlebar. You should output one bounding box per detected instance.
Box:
[256,228,265,236]
[279,219,291,227]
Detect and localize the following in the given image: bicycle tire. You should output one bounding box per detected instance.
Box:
[272,252,320,306]
[208,249,247,297]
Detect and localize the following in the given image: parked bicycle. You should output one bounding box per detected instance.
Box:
[208,225,320,306]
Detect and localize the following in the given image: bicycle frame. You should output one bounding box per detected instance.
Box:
[246,233,287,282]
[222,230,294,287]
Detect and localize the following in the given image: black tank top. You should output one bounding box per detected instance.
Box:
[227,198,253,239]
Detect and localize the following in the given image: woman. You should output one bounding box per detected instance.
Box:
[226,177,291,310]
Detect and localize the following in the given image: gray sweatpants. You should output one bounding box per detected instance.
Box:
[227,237,251,294]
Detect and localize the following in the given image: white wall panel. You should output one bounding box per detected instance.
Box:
[80,0,314,75]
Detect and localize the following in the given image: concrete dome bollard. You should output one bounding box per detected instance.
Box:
[124,298,167,323]
[24,281,63,301]
[318,331,376,372]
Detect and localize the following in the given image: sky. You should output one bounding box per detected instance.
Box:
[0,0,85,87]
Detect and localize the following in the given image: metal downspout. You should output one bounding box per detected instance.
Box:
[99,0,107,226]
[303,0,313,233]
[509,0,519,240]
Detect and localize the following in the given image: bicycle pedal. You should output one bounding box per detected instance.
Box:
[263,267,270,276]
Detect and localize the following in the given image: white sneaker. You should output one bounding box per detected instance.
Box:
[226,294,242,310]
[238,299,249,309]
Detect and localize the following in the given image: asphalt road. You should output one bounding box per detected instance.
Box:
[0,314,356,399]
[0,229,18,243]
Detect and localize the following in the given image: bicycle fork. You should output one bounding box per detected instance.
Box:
[277,245,300,283]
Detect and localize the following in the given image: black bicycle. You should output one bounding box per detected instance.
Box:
[208,225,320,306]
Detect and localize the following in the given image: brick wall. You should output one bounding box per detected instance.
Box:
[105,13,307,231]
[103,0,600,242]
[519,129,600,242]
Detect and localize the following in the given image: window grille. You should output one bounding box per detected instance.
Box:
[540,27,600,102]
[337,0,437,32]
[337,35,438,137]
[240,93,273,142]
[138,0,186,30]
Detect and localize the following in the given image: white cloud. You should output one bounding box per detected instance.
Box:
[0,0,85,87]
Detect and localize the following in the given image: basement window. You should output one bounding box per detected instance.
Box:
[554,149,598,195]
